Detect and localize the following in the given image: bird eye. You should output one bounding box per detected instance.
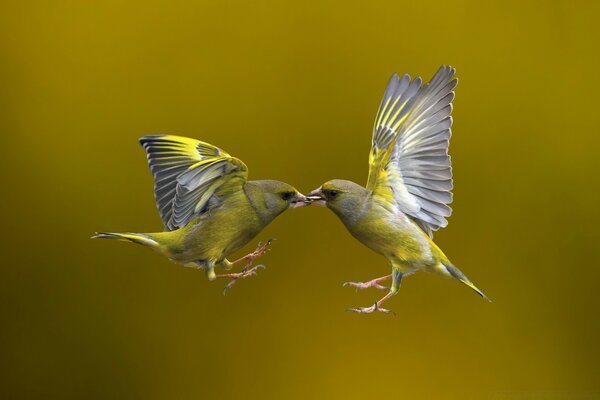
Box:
[325,190,339,200]
[281,191,294,201]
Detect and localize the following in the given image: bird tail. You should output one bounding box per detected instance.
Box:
[442,263,491,302]
[91,232,160,248]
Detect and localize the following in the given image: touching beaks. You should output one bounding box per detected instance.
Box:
[306,188,326,206]
[289,193,310,208]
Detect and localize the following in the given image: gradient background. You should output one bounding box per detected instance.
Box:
[1,1,599,399]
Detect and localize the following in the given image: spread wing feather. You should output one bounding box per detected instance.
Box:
[367,66,457,237]
[139,135,248,231]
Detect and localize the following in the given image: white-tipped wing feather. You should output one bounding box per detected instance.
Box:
[366,66,457,237]
[139,135,248,231]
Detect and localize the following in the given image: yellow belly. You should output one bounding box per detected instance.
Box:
[163,195,262,264]
[347,204,436,267]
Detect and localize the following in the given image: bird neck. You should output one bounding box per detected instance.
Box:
[243,181,283,225]
[328,191,370,228]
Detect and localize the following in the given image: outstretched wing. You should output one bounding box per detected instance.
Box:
[139,135,248,231]
[366,66,457,237]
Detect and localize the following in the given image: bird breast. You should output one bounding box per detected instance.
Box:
[349,203,429,261]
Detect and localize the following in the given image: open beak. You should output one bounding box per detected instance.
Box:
[306,188,326,206]
[289,193,310,208]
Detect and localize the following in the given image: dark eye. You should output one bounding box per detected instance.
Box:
[281,191,294,201]
[325,190,339,200]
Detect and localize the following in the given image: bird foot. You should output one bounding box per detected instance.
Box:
[230,239,274,267]
[247,239,274,261]
[220,265,266,294]
[343,275,391,291]
[347,303,395,315]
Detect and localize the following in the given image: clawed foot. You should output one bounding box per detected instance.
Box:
[221,265,266,294]
[345,276,397,315]
[247,239,274,260]
[217,239,274,294]
[231,239,274,266]
[343,274,391,291]
[347,303,395,315]
[343,281,387,291]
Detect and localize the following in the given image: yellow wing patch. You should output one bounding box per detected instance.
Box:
[139,135,248,230]
[366,67,457,237]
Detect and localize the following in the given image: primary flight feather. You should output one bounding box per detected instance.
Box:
[93,135,309,292]
[308,66,489,313]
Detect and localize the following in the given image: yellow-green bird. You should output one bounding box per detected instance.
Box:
[308,66,489,313]
[93,135,308,292]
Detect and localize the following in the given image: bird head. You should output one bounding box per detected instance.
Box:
[251,180,310,216]
[306,180,368,219]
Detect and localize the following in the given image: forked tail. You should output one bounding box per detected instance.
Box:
[91,232,159,248]
[443,264,491,302]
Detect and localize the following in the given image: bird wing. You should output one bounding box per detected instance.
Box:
[139,135,248,231]
[366,66,457,237]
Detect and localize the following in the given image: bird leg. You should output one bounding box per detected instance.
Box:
[217,264,266,294]
[347,290,396,315]
[215,239,274,294]
[343,274,391,291]
[228,239,274,267]
[347,270,404,315]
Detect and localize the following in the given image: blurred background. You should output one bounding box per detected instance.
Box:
[1,0,599,398]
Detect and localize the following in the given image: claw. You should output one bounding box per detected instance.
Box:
[221,265,266,295]
[343,274,399,314]
[346,303,395,315]
[247,239,274,261]
[343,281,388,291]
[217,239,275,294]
[342,275,391,291]
[228,239,275,268]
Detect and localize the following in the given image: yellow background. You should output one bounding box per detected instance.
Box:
[1,1,599,398]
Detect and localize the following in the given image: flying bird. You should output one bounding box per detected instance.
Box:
[308,66,489,313]
[93,135,308,292]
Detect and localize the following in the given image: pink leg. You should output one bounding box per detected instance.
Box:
[229,239,274,267]
[347,270,404,315]
[216,264,266,294]
[216,239,275,294]
[347,290,396,315]
[343,274,392,291]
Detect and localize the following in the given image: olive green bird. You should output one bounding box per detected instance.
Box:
[308,66,489,314]
[93,135,308,292]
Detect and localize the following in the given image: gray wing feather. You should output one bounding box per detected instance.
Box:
[139,135,247,231]
[372,66,457,237]
[169,159,233,229]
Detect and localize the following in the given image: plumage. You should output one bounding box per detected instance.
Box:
[139,135,248,231]
[94,135,308,291]
[308,66,489,313]
[368,65,457,236]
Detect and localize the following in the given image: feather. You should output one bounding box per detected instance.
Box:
[139,135,248,231]
[367,66,457,236]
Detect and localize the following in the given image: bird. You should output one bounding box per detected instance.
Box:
[307,66,489,313]
[93,134,309,292]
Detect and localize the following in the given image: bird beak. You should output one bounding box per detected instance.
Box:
[306,188,326,206]
[289,193,310,208]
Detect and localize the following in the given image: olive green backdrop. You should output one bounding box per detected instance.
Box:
[1,0,598,399]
